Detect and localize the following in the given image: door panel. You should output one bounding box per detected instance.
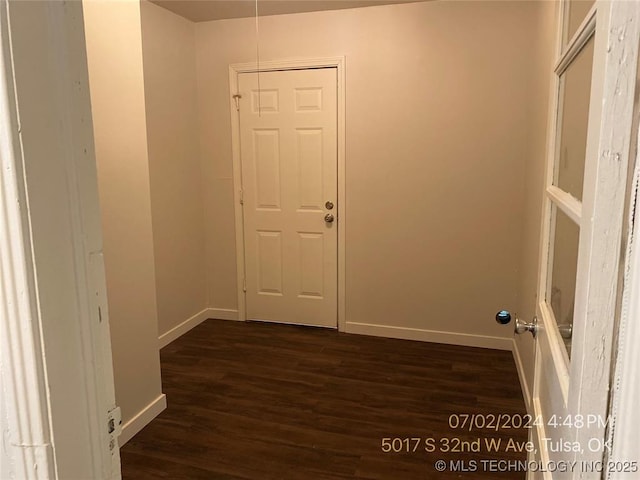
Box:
[296,129,324,210]
[239,68,338,328]
[254,130,282,209]
[530,9,596,471]
[524,1,624,476]
[298,232,325,298]
[256,230,283,295]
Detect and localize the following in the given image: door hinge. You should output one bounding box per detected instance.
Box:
[233,93,242,111]
[107,406,122,451]
[243,277,247,292]
[239,189,244,205]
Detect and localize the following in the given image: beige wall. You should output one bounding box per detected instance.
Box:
[140,1,207,337]
[83,0,163,425]
[79,0,556,436]
[515,1,559,401]
[196,1,541,341]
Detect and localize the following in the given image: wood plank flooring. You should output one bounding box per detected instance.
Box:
[121,319,528,479]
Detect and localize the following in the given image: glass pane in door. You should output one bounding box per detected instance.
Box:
[555,35,595,201]
[566,0,595,45]
[547,205,580,358]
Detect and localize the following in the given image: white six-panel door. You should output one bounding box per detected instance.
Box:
[238,68,338,328]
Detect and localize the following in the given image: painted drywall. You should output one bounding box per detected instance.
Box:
[83,0,164,427]
[196,1,540,343]
[515,1,558,405]
[140,1,207,338]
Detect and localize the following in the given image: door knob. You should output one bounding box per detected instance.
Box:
[558,323,572,339]
[495,310,537,338]
[324,213,335,223]
[515,317,538,337]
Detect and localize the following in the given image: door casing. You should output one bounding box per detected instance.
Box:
[0,0,121,478]
[228,57,346,330]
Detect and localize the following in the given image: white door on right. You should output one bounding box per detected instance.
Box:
[525,2,639,479]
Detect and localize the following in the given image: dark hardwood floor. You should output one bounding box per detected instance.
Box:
[121,319,528,479]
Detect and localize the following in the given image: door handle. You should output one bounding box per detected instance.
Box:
[495,310,538,338]
[324,213,335,223]
[558,323,572,339]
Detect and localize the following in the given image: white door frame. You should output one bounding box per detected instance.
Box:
[0,1,120,478]
[228,57,346,331]
[607,1,640,462]
[570,3,640,470]
[608,146,640,472]
[0,4,54,476]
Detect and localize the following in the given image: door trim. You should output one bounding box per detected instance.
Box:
[0,5,55,475]
[0,1,120,477]
[228,57,346,331]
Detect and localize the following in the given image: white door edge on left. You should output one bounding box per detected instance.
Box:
[0,1,121,479]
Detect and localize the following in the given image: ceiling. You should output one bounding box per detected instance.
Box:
[150,0,426,22]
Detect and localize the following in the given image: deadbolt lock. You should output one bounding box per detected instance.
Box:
[325,201,334,210]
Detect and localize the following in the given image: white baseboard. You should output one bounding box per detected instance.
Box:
[208,307,240,321]
[119,393,166,446]
[158,308,211,349]
[345,321,512,350]
[511,338,532,414]
[158,308,241,349]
